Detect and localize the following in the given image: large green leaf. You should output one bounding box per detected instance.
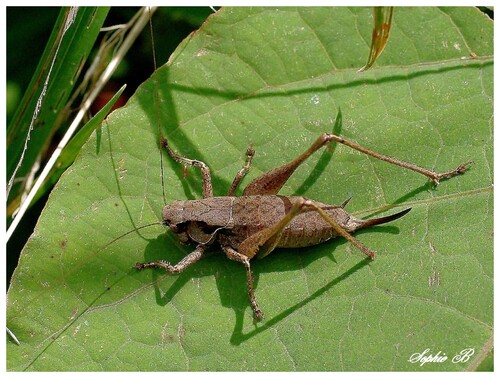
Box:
[7,7,493,371]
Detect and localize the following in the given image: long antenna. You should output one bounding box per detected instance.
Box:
[101,222,162,250]
[147,7,167,206]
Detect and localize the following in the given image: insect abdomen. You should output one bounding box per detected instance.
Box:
[277,205,351,248]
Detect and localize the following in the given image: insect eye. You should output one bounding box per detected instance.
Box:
[167,222,187,234]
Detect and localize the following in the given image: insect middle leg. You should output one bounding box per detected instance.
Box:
[227,147,255,196]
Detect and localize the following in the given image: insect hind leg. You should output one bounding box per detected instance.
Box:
[322,134,473,185]
[242,133,335,196]
[301,198,376,259]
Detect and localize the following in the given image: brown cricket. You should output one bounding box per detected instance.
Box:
[135,132,471,319]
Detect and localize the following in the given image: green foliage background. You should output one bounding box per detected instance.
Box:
[7,7,493,371]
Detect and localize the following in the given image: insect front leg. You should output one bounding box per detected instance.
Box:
[222,245,264,319]
[160,136,214,198]
[135,243,207,274]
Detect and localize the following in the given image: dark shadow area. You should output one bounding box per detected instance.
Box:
[105,123,161,241]
[136,222,401,346]
[228,256,371,345]
[6,191,49,286]
[135,59,228,202]
[361,181,438,220]
[294,108,343,196]
[165,60,492,103]
[135,235,213,307]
